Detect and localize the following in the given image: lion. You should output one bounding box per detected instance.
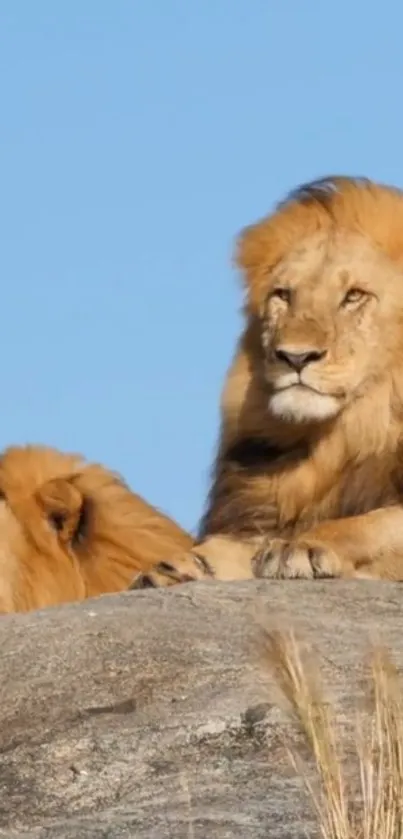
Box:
[131,175,403,588]
[0,443,193,612]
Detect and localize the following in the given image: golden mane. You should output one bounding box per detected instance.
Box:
[236,176,403,311]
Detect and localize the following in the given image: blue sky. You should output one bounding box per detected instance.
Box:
[0,1,401,534]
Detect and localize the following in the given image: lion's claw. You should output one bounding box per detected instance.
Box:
[129,551,214,590]
[252,538,342,580]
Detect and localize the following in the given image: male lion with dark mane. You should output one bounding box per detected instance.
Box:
[0,444,192,612]
[132,175,403,588]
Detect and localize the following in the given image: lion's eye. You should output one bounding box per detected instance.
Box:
[271,287,291,303]
[341,288,366,306]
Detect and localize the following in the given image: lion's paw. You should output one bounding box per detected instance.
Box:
[129,551,215,590]
[252,538,343,580]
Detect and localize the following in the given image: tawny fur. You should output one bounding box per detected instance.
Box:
[0,444,192,612]
[132,175,403,588]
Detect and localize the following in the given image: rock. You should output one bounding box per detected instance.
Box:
[1,580,403,838]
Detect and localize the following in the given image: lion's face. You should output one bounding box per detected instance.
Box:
[259,231,403,423]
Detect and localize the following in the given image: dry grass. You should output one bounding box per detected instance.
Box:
[265,631,403,839]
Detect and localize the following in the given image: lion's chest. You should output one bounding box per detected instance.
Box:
[274,451,401,536]
[201,438,403,540]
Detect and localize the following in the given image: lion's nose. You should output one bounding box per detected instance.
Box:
[275,348,326,372]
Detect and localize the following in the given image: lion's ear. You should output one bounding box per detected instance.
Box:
[235,222,265,275]
[36,478,86,545]
[234,220,283,311]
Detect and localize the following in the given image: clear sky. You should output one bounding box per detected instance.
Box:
[0,1,401,535]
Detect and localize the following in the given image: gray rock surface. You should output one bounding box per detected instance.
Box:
[1,580,403,838]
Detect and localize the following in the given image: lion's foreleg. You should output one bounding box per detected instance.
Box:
[130,534,264,589]
[254,506,403,581]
